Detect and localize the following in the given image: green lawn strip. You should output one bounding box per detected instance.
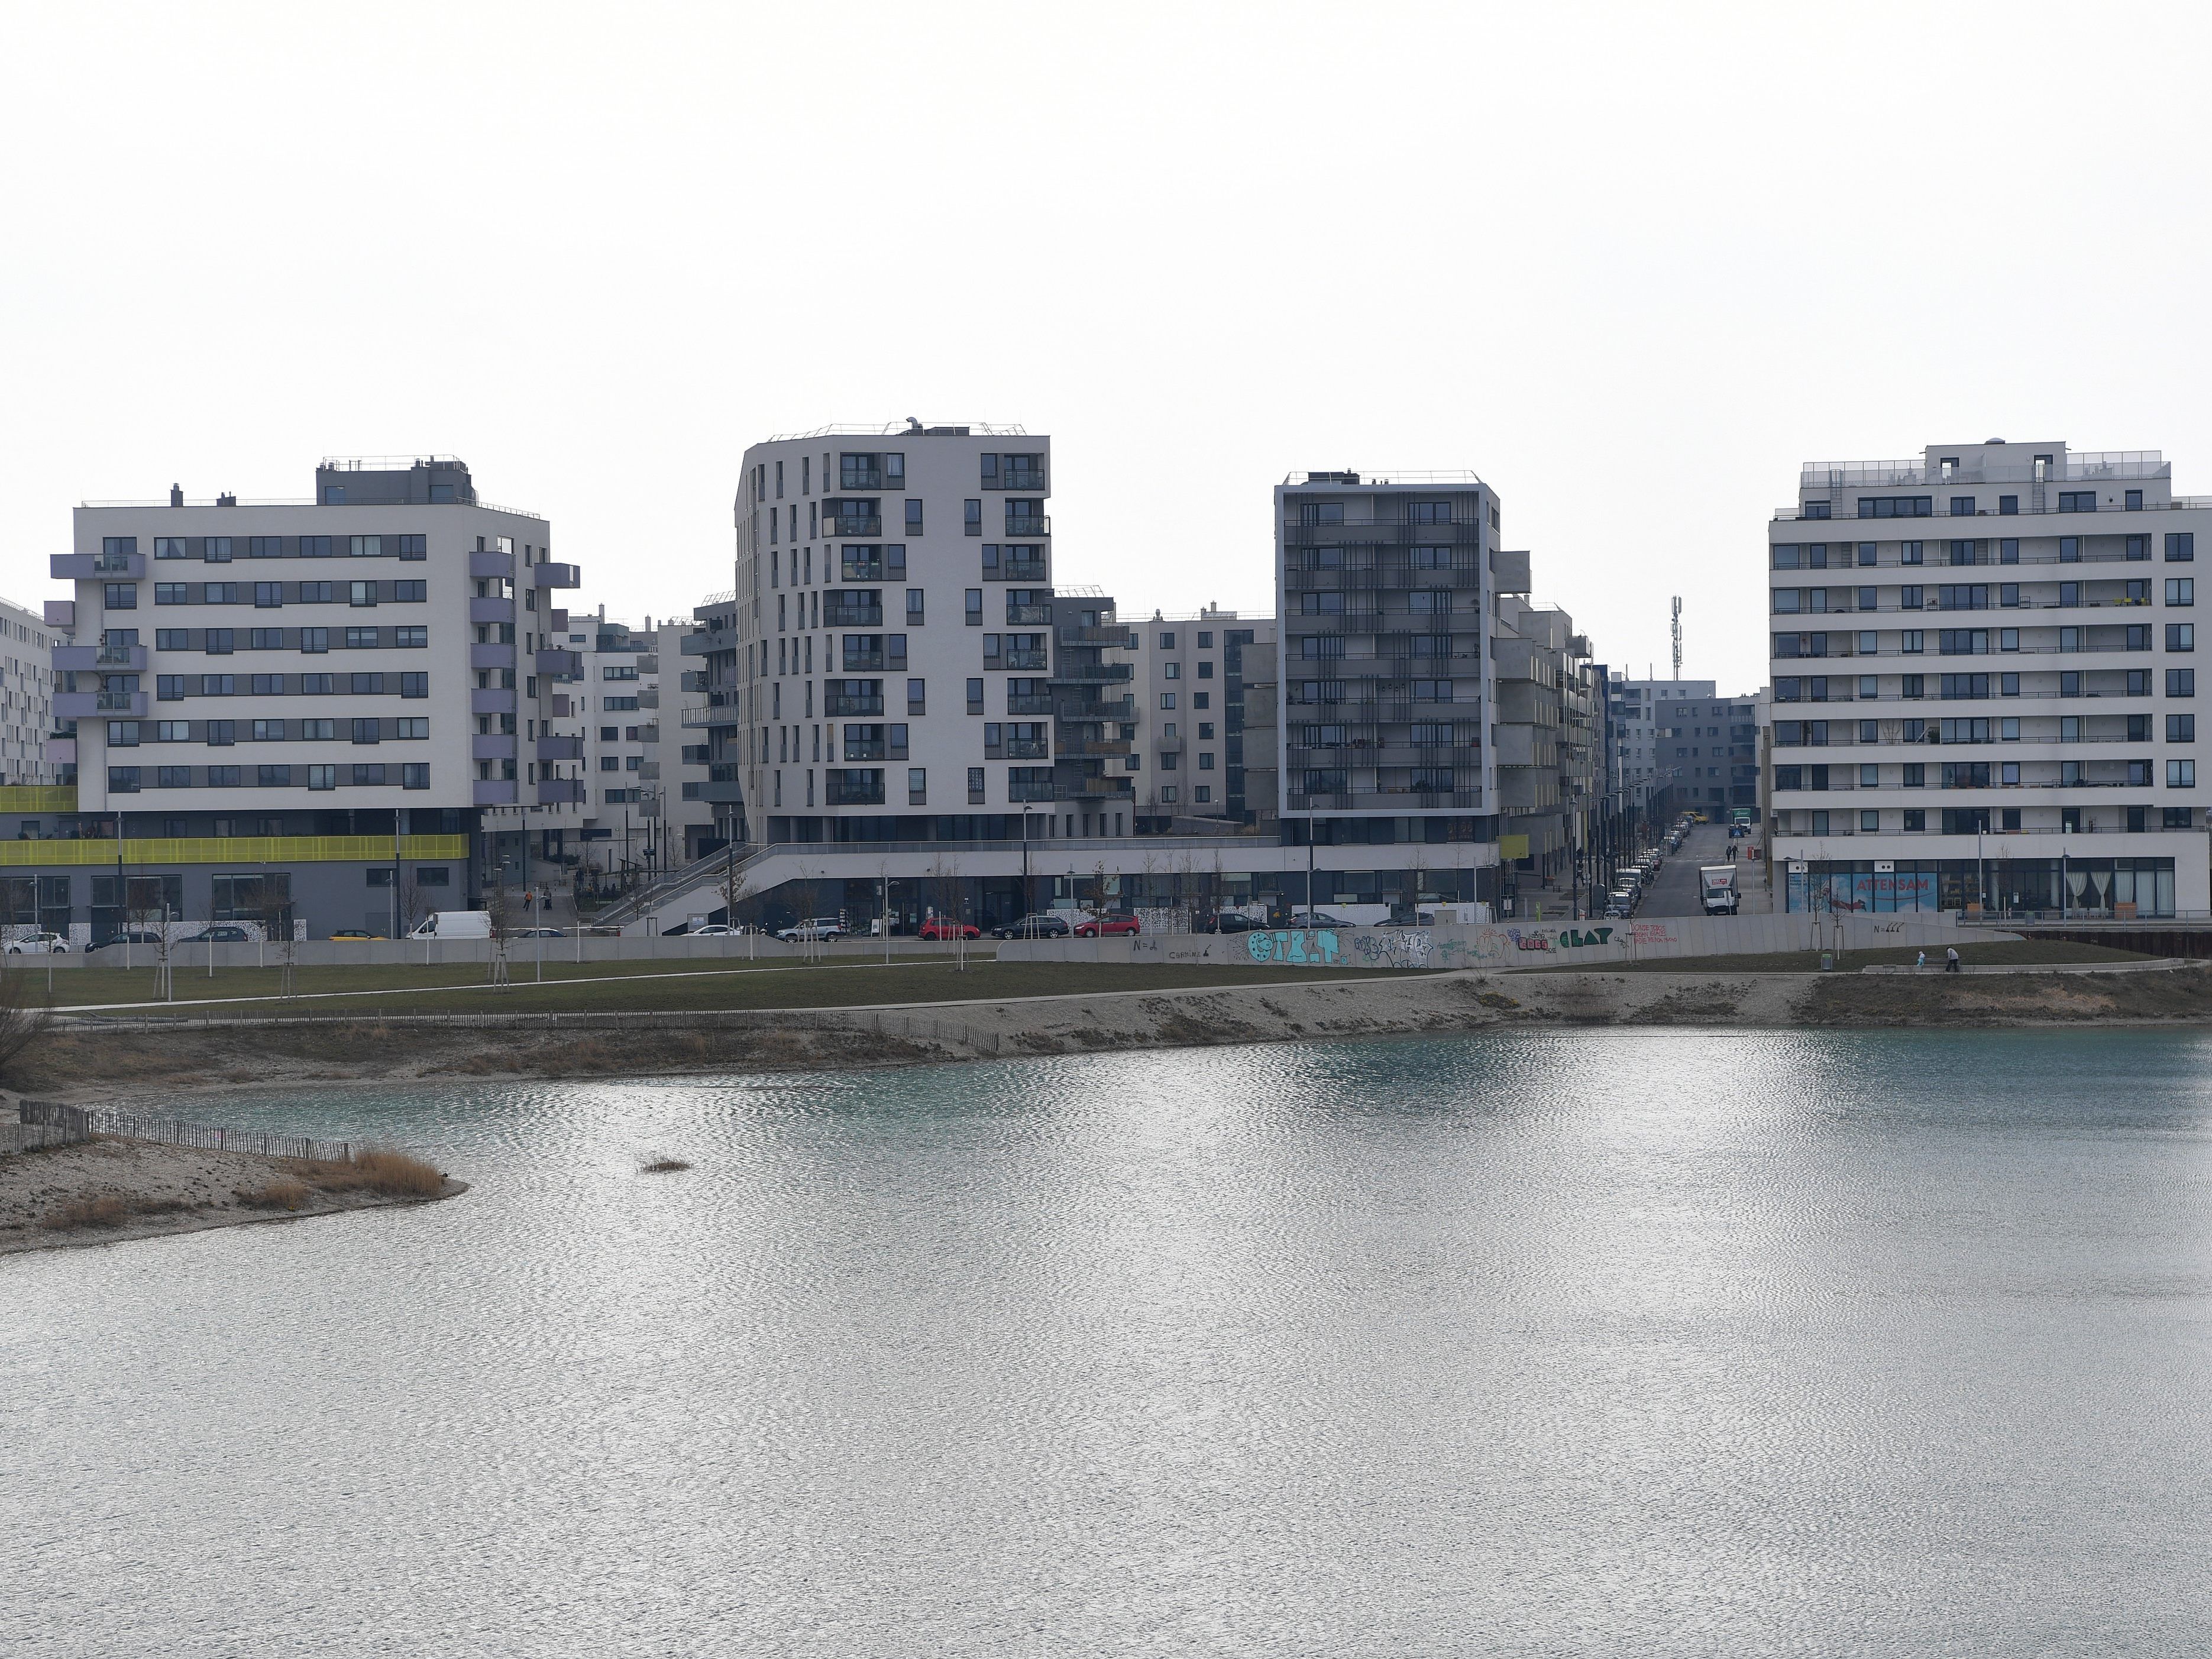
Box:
[1523,940,2159,974]
[62,959,1405,1019]
[33,948,999,1008]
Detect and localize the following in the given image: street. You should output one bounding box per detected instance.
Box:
[1636,819,1771,918]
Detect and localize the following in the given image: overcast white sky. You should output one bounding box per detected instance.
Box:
[4,1,2209,694]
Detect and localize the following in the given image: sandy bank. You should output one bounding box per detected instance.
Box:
[12,963,2212,1101]
[1,1136,465,1256]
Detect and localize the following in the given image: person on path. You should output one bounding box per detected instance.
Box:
[1945,946,1961,974]
[1916,949,1926,972]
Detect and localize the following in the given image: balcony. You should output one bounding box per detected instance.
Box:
[536,735,583,761]
[1002,515,1051,538]
[1007,696,1055,716]
[469,596,515,624]
[700,778,745,804]
[1002,651,1049,671]
[1007,604,1054,626]
[1154,733,1185,753]
[1048,662,1132,685]
[992,560,1050,584]
[532,562,581,589]
[44,600,74,629]
[54,643,145,672]
[56,691,146,719]
[1058,623,1126,645]
[43,738,75,764]
[536,648,582,677]
[824,695,885,718]
[1056,694,1134,720]
[637,687,659,709]
[824,516,883,539]
[471,688,517,716]
[469,549,515,580]
[471,734,517,761]
[469,642,515,670]
[535,778,584,805]
[474,779,519,807]
[1079,777,1134,798]
[1056,737,1131,757]
[680,631,715,656]
[53,552,144,580]
[823,602,884,629]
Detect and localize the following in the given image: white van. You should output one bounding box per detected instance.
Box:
[409,910,493,940]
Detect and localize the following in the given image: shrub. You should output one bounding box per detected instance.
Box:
[237,1178,311,1211]
[40,1192,133,1230]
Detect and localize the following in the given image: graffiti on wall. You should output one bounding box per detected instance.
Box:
[1244,929,1344,966]
[1351,930,1433,969]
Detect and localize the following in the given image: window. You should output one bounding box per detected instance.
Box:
[300,628,329,654]
[254,583,283,608]
[1951,496,1975,517]
[349,717,380,745]
[904,499,923,536]
[2058,491,2097,513]
[300,582,332,602]
[907,589,925,625]
[2170,625,2196,652]
[394,626,427,648]
[106,720,139,747]
[345,628,379,649]
[964,499,982,536]
[349,536,383,558]
[1160,691,1176,710]
[907,678,926,715]
[1163,662,1181,680]
[2169,670,2196,697]
[254,765,289,787]
[966,678,984,716]
[599,755,620,772]
[351,673,386,695]
[206,629,234,655]
[1858,496,1932,518]
[308,764,336,790]
[2170,760,2197,788]
[251,719,285,741]
[2169,714,2195,742]
[907,767,927,806]
[156,675,183,701]
[300,719,336,740]
[206,719,235,745]
[200,675,235,696]
[352,764,386,786]
[205,767,240,787]
[398,535,426,561]
[299,536,332,558]
[402,763,429,789]
[400,672,427,698]
[2170,533,2197,562]
[2129,535,2152,562]
[394,580,426,602]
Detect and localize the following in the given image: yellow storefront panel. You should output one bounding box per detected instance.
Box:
[0,834,468,867]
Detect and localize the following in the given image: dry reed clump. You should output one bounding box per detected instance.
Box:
[235,1178,312,1211]
[638,1155,691,1173]
[284,1145,445,1199]
[40,1192,134,1230]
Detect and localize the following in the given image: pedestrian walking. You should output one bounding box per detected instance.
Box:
[1945,946,1961,974]
[1916,949,1926,972]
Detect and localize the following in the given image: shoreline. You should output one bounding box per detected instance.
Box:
[0,1136,467,1257]
[9,964,2212,1108]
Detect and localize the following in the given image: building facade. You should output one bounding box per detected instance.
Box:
[22,457,581,940]
[1124,604,1277,832]
[1607,677,1761,819]
[1768,439,2210,916]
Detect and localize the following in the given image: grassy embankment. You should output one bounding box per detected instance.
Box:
[1528,940,2157,974]
[43,955,1405,1019]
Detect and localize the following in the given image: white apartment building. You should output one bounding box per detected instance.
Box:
[1768,439,2210,917]
[33,457,581,936]
[1124,604,1277,830]
[735,424,1088,840]
[0,596,66,787]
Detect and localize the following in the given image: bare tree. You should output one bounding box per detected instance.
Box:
[484,881,513,989]
[396,872,433,939]
[0,959,55,1085]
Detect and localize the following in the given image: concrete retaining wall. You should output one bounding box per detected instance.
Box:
[1000,911,2010,973]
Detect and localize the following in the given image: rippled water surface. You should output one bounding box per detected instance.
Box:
[7,1029,2212,1655]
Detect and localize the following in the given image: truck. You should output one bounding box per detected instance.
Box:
[1699,865,1739,916]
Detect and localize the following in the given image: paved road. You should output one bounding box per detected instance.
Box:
[1638,821,1769,917]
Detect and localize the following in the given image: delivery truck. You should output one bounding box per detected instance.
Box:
[1699,865,1739,915]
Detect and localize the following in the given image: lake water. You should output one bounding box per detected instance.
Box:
[6,1029,2212,1656]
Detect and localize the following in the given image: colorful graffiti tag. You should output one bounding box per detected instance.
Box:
[1244,929,1344,966]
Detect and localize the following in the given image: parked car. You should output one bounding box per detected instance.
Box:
[516,926,566,939]
[1074,912,1141,937]
[328,928,385,942]
[1293,911,1355,929]
[183,925,252,944]
[918,917,981,941]
[777,917,849,943]
[1211,911,1261,933]
[684,923,743,938]
[88,930,163,953]
[990,913,1071,940]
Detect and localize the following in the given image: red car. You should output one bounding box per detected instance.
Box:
[918,917,981,941]
[1074,913,1141,937]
